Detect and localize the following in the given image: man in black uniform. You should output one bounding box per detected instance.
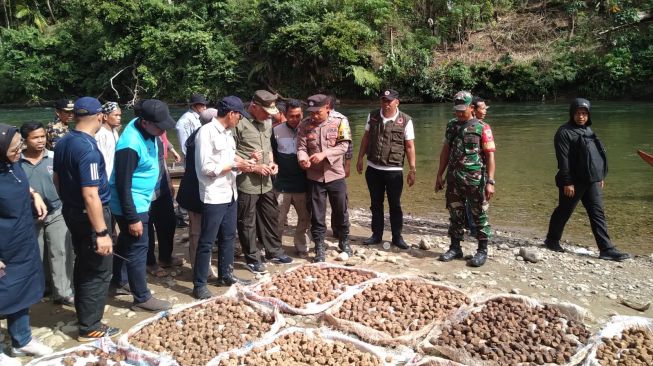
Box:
[545,98,630,261]
[53,97,121,341]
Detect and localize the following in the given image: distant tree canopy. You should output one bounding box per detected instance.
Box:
[0,0,652,104]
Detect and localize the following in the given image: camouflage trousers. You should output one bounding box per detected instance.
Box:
[445,180,491,241]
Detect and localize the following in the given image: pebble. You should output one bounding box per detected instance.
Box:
[126,311,136,318]
[43,334,65,348]
[519,248,542,263]
[607,294,618,300]
[419,237,433,250]
[510,288,521,294]
[286,318,297,326]
[335,252,349,262]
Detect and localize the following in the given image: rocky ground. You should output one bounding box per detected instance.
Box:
[2,208,652,364]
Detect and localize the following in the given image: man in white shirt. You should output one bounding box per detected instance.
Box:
[175,94,207,157]
[356,89,416,249]
[95,102,122,178]
[192,96,254,299]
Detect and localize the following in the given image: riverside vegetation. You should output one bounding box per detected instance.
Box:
[0,0,652,105]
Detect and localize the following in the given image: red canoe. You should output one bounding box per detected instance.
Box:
[637,150,653,167]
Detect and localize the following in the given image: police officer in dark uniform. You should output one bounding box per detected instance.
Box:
[545,98,630,261]
[53,97,120,341]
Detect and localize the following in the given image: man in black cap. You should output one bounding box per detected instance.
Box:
[46,98,74,150]
[234,90,293,274]
[356,89,415,249]
[109,99,176,312]
[297,94,352,262]
[544,98,630,261]
[175,93,207,158]
[53,96,121,341]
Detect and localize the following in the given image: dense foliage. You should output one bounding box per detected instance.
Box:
[0,0,652,104]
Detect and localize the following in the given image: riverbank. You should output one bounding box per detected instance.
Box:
[3,208,651,363]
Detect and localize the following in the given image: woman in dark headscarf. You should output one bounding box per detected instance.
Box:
[0,124,53,363]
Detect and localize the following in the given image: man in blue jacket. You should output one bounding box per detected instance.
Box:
[110,99,176,311]
[545,98,630,261]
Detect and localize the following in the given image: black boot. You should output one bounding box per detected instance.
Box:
[362,235,382,245]
[314,240,326,263]
[439,239,463,262]
[338,228,352,256]
[468,240,488,267]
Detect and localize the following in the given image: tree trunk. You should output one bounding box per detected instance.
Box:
[45,0,55,22]
[2,0,10,28]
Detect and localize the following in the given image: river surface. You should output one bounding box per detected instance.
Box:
[3,101,652,254]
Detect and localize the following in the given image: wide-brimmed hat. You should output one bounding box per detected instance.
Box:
[189,93,208,106]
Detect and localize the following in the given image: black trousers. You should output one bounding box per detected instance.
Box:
[147,191,177,265]
[365,167,404,239]
[237,190,284,264]
[308,178,350,242]
[546,182,613,251]
[62,205,113,334]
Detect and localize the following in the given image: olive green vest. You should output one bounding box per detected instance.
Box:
[367,109,410,167]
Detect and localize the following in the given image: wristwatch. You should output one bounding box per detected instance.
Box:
[95,229,109,237]
[231,164,239,172]
[487,179,496,185]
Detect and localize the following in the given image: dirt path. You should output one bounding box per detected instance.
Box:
[3,208,652,363]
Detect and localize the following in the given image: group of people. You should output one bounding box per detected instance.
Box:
[0,88,631,365]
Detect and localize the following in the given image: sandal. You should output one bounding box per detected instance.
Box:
[160,256,184,268]
[146,265,168,278]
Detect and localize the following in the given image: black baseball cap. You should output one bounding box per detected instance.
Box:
[306,94,328,112]
[54,98,74,111]
[139,99,176,130]
[380,89,399,100]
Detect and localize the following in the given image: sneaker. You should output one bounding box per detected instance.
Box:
[216,276,252,287]
[0,353,21,366]
[246,262,268,274]
[544,239,565,252]
[270,255,293,265]
[77,325,121,342]
[192,286,213,300]
[11,339,52,357]
[599,248,631,262]
[54,296,74,307]
[131,297,172,312]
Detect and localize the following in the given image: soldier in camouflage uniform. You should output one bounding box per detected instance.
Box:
[46,98,74,151]
[435,91,496,267]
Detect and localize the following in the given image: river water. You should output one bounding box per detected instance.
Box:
[3,101,652,254]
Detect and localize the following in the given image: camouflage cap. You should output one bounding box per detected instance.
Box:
[453,91,473,111]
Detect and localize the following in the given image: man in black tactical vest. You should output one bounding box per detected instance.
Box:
[356,89,416,249]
